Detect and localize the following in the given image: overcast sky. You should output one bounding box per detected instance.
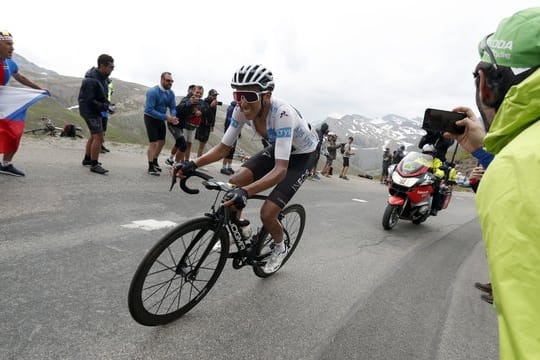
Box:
[6,0,539,122]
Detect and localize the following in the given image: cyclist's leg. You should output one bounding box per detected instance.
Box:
[260,200,284,242]
[259,153,311,272]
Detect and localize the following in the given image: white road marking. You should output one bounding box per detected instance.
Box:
[352,198,368,203]
[121,219,178,231]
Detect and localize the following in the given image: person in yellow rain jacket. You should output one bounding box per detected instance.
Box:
[420,144,445,215]
[447,7,540,359]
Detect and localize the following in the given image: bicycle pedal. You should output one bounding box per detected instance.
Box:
[232,258,246,269]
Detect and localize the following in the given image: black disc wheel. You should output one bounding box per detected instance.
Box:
[382,204,401,230]
[128,218,229,326]
[252,204,306,278]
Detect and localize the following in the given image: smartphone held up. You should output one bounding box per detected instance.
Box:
[422,108,466,135]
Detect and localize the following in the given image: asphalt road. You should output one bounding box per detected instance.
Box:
[0,138,497,360]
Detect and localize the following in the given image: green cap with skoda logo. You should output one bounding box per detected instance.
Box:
[479,7,540,68]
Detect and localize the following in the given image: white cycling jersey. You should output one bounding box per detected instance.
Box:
[221,97,318,160]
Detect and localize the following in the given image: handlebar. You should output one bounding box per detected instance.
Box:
[169,170,226,194]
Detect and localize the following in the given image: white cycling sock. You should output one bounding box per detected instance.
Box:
[274,241,286,253]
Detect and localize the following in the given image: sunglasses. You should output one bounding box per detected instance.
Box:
[478,33,498,70]
[232,90,268,103]
[164,79,174,83]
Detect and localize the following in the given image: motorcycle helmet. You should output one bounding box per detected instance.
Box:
[422,144,435,153]
[231,64,275,91]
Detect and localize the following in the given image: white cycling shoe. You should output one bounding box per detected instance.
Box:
[264,246,288,273]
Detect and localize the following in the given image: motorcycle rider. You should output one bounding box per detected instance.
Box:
[421,144,445,216]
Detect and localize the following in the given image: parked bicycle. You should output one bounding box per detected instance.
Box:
[128,171,306,326]
[24,117,83,138]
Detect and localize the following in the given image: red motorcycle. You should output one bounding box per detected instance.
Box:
[382,151,452,230]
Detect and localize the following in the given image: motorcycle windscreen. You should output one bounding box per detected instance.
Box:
[397,152,432,177]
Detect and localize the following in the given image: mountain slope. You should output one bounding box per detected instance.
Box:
[14,54,472,174]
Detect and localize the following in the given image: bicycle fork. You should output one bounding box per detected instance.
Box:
[176,220,223,280]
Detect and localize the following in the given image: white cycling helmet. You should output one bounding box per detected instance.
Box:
[231,64,275,91]
[422,144,435,153]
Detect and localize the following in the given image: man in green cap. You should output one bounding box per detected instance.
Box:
[447,7,540,359]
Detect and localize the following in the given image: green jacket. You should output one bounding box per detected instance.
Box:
[476,68,540,359]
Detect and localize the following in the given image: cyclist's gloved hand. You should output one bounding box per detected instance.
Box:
[224,187,248,210]
[175,160,198,178]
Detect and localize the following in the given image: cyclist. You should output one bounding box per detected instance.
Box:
[176,64,318,272]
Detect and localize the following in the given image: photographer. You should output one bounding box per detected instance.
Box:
[196,89,220,158]
[174,85,210,162]
[446,8,540,358]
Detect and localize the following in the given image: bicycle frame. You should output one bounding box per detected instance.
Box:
[175,178,269,278]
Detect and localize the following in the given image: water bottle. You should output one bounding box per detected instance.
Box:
[240,223,252,240]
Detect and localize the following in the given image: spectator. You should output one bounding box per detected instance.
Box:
[320,132,339,177]
[221,100,238,175]
[391,144,405,164]
[79,54,114,175]
[339,136,355,180]
[0,30,48,177]
[143,72,178,176]
[166,84,194,166]
[100,79,114,154]
[309,122,329,180]
[196,89,219,158]
[175,85,207,162]
[447,8,540,358]
[380,147,392,184]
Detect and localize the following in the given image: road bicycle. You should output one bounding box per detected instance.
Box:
[24,117,83,138]
[128,171,306,326]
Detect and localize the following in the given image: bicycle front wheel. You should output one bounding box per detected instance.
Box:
[252,204,306,278]
[128,217,229,326]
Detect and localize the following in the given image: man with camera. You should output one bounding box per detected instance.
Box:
[174,85,210,163]
[195,88,220,158]
[447,8,540,358]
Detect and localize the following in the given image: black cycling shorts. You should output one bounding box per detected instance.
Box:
[242,144,316,209]
[144,114,166,142]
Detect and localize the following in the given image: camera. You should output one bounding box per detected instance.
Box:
[216,101,223,106]
[422,108,466,135]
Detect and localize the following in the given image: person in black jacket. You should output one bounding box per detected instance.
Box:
[380,147,392,183]
[175,85,210,162]
[309,122,329,180]
[78,54,114,174]
[391,145,406,164]
[196,89,219,157]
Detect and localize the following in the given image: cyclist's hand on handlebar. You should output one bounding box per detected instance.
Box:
[223,187,248,210]
[174,160,198,179]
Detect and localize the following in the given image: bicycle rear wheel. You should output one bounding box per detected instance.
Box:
[252,204,306,278]
[128,217,229,326]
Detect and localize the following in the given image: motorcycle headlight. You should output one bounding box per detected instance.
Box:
[392,172,418,187]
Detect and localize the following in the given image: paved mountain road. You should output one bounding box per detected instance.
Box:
[0,138,497,360]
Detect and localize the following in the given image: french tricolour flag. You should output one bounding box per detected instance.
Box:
[0,86,48,154]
